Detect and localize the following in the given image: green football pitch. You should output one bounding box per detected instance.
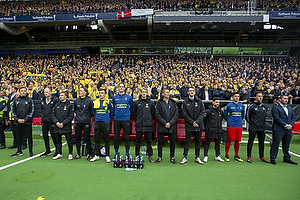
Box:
[0,129,299,200]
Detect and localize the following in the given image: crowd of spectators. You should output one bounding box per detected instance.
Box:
[0,54,299,104]
[0,0,299,16]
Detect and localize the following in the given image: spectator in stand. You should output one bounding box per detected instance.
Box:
[223,86,233,100]
[240,87,250,103]
[213,84,224,99]
[200,85,213,101]
[291,85,300,104]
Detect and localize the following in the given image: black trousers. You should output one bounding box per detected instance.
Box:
[270,130,292,161]
[183,131,202,157]
[135,131,153,156]
[114,120,130,150]
[94,121,110,156]
[75,123,91,155]
[15,124,33,153]
[158,133,176,158]
[55,133,73,155]
[247,130,265,158]
[204,138,221,157]
[11,120,17,146]
[0,121,5,146]
[42,122,57,152]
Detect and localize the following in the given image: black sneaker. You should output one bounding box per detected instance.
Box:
[8,145,17,149]
[155,157,162,163]
[148,156,155,163]
[73,154,81,159]
[0,145,6,149]
[29,152,34,157]
[170,157,177,164]
[40,151,52,157]
[11,152,23,157]
[87,154,91,161]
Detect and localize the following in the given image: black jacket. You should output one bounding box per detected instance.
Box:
[155,98,178,134]
[182,96,205,132]
[239,92,250,102]
[199,89,213,100]
[245,101,267,131]
[223,90,232,100]
[132,96,155,132]
[11,96,34,125]
[204,106,223,139]
[74,96,93,124]
[52,100,74,134]
[41,96,58,123]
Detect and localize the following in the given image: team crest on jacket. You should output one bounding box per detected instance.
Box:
[195,103,198,107]
[125,97,127,100]
[64,106,67,110]
[146,104,149,108]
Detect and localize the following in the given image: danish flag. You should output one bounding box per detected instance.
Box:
[117,10,132,19]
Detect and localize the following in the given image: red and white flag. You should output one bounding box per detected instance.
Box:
[117,10,132,19]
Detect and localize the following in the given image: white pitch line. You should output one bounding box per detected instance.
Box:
[279,147,300,158]
[0,142,67,171]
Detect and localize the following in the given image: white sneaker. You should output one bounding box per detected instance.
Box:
[105,156,111,163]
[195,157,204,165]
[90,155,99,162]
[68,154,73,160]
[180,157,187,165]
[53,154,63,160]
[215,156,225,162]
[203,156,208,163]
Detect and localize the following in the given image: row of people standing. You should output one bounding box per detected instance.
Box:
[6,84,298,165]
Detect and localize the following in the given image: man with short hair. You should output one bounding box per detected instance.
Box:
[132,87,155,162]
[245,91,269,163]
[40,87,58,157]
[11,87,34,157]
[270,95,297,165]
[180,87,206,165]
[52,91,74,160]
[74,87,93,160]
[112,83,133,156]
[203,97,225,163]
[223,92,245,162]
[90,88,114,162]
[155,88,178,164]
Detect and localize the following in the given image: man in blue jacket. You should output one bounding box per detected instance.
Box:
[270,94,297,165]
[112,83,133,156]
[90,88,114,162]
[223,92,245,162]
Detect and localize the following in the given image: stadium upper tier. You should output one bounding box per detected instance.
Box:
[0,0,299,16]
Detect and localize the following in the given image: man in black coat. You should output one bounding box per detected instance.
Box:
[270,94,297,165]
[132,88,155,162]
[180,87,206,165]
[11,86,34,157]
[155,88,178,164]
[290,85,300,104]
[73,87,93,160]
[40,87,58,157]
[52,91,74,160]
[245,91,269,163]
[203,97,225,163]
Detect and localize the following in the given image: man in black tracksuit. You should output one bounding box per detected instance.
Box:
[40,87,58,157]
[155,88,178,164]
[180,87,206,165]
[11,87,34,157]
[132,88,155,162]
[245,91,269,163]
[73,87,93,160]
[52,91,74,160]
[203,97,225,163]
